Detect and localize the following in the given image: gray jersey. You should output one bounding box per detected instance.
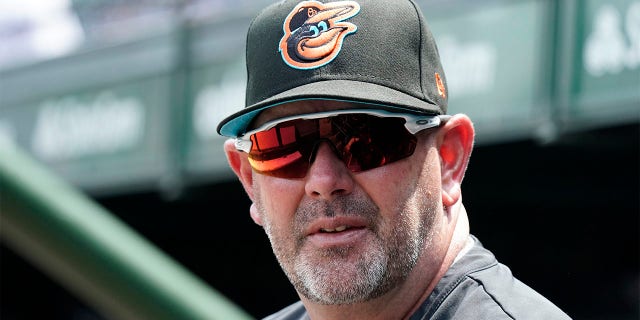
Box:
[263,235,571,320]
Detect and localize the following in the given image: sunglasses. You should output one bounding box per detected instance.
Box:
[235,109,450,178]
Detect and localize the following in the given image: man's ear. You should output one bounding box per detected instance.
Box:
[224,139,263,225]
[438,114,475,207]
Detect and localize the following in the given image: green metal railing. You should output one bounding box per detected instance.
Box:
[0,144,254,320]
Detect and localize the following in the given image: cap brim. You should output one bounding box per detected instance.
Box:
[217,79,441,137]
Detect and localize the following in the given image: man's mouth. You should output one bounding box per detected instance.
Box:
[320,225,350,233]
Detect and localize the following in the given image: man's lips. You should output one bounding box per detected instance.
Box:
[305,216,368,235]
[305,216,370,248]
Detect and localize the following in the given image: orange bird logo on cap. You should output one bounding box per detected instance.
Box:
[279,0,360,69]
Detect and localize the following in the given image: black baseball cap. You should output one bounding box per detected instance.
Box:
[217,0,448,138]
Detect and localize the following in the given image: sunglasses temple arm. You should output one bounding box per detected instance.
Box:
[235,139,252,153]
[404,115,451,134]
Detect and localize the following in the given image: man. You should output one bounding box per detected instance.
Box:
[217,0,571,319]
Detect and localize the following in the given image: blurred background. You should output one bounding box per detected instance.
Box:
[0,0,638,319]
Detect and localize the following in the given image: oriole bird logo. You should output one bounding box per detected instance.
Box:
[279,0,360,69]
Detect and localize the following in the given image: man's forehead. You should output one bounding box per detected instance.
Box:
[252,100,356,128]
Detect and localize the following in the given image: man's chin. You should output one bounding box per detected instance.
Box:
[291,249,389,304]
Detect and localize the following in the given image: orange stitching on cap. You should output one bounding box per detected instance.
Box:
[435,72,446,99]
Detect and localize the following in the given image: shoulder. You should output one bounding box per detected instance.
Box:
[412,236,572,320]
[451,262,572,319]
[262,301,308,320]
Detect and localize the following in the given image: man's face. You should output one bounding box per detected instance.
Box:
[249,100,446,305]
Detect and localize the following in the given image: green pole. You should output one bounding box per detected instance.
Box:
[0,144,254,320]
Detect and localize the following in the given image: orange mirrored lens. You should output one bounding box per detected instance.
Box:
[247,114,416,178]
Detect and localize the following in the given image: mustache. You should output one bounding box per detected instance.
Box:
[294,195,380,229]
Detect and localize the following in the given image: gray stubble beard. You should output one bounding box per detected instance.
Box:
[258,190,435,305]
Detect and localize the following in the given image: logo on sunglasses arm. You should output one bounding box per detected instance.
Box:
[279,0,360,69]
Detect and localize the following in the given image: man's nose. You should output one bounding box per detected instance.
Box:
[304,142,354,200]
